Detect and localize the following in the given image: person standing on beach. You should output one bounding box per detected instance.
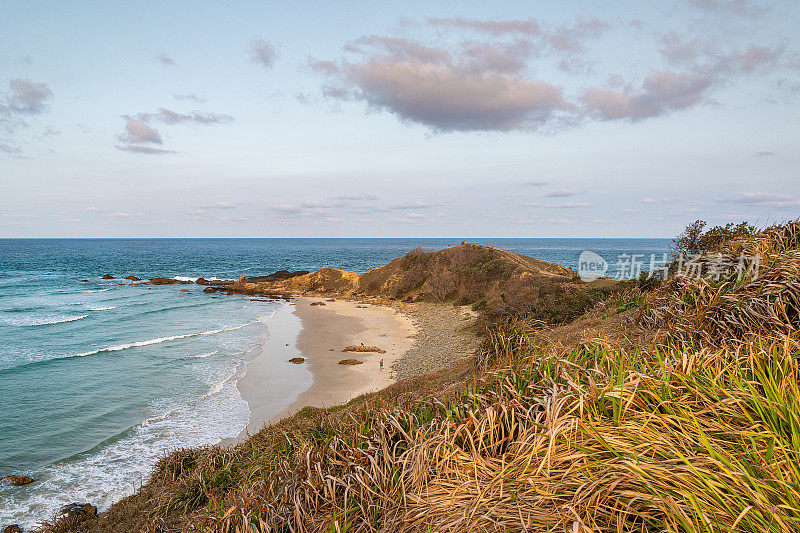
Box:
[380,359,384,372]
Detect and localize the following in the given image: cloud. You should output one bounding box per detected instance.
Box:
[1,78,53,135]
[37,125,61,138]
[111,212,133,218]
[343,60,567,132]
[128,108,233,125]
[730,192,797,206]
[248,38,277,68]
[659,32,718,65]
[388,201,431,210]
[754,151,776,157]
[115,144,175,155]
[545,189,575,197]
[308,58,341,75]
[117,119,163,144]
[583,70,715,121]
[158,53,176,66]
[546,18,609,56]
[427,17,543,36]
[174,93,205,103]
[334,194,379,201]
[302,199,346,209]
[0,143,22,154]
[524,180,548,186]
[116,107,232,154]
[272,204,302,214]
[682,0,768,17]
[526,201,593,208]
[206,201,236,209]
[428,16,608,73]
[583,39,786,122]
[312,15,792,132]
[315,25,574,132]
[642,197,656,204]
[6,78,53,114]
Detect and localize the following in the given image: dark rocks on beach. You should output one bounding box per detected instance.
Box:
[339,358,363,365]
[2,475,35,486]
[326,298,336,302]
[149,277,193,285]
[203,286,216,293]
[289,357,305,364]
[3,525,22,533]
[101,274,114,279]
[124,275,141,281]
[343,345,385,353]
[310,301,326,306]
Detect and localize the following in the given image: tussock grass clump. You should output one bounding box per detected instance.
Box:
[343,345,385,353]
[640,220,800,347]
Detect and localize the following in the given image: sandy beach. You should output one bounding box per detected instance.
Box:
[229,297,416,442]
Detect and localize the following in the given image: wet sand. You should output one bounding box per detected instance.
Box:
[227,297,415,443]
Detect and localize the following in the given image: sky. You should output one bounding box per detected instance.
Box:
[1,0,798,238]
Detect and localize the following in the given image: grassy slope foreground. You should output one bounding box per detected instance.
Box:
[49,223,800,532]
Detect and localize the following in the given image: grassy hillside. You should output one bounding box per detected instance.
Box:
[47,222,800,532]
[207,243,617,325]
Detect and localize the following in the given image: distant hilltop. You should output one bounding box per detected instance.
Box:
[195,242,577,310]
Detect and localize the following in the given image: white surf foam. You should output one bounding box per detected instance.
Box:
[0,360,250,528]
[88,306,118,311]
[83,288,110,293]
[74,322,255,358]
[18,315,88,327]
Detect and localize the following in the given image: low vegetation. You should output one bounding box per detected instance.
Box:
[46,220,800,532]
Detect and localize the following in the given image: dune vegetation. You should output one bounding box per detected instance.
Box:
[47,220,800,532]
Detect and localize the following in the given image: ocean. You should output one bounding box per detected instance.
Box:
[0,238,670,526]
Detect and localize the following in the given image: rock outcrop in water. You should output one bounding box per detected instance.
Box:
[101,274,114,279]
[149,277,193,285]
[2,475,35,486]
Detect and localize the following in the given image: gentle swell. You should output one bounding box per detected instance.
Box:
[74,322,255,358]
[20,315,88,327]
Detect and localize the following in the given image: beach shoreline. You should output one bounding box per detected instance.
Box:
[226,297,416,444]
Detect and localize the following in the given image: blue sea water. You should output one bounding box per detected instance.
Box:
[0,238,669,526]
